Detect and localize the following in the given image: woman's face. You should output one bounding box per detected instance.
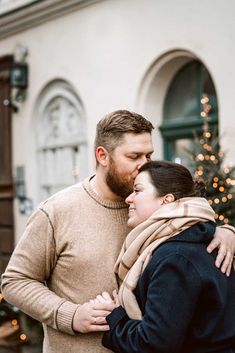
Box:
[125,171,165,228]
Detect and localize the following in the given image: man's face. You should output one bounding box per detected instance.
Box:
[105,132,153,199]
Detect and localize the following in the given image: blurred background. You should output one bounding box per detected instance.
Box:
[0,0,235,351]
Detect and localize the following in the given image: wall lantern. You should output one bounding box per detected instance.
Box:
[10,61,29,104]
[15,166,33,215]
[10,62,28,90]
[3,44,29,112]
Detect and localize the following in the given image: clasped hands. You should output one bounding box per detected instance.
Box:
[72,290,119,333]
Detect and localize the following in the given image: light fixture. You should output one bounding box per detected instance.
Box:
[15,166,33,215]
[10,61,28,104]
[3,44,29,112]
[10,62,28,90]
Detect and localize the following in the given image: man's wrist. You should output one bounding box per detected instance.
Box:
[220,224,235,235]
[56,301,79,335]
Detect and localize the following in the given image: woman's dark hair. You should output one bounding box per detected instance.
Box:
[139,161,206,199]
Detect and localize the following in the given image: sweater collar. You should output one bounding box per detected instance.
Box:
[83,176,128,210]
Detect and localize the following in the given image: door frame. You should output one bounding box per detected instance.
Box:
[0,55,14,274]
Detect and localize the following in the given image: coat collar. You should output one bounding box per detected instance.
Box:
[165,221,216,244]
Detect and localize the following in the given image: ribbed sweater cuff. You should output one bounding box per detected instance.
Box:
[56,301,79,335]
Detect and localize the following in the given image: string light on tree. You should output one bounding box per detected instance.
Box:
[189,93,235,225]
[0,291,29,346]
[0,290,43,347]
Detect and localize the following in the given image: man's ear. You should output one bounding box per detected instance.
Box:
[163,193,175,204]
[95,146,109,167]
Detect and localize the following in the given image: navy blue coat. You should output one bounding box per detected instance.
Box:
[102,222,235,353]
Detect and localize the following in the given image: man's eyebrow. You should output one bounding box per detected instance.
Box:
[127,151,153,155]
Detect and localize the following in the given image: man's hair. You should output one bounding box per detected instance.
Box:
[94,110,154,155]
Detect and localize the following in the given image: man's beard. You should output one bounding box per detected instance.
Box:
[105,159,133,199]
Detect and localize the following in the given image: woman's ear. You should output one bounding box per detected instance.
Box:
[95,146,109,167]
[163,193,175,204]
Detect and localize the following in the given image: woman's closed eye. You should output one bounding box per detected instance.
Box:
[133,188,141,194]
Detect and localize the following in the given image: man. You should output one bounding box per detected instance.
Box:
[1,110,235,353]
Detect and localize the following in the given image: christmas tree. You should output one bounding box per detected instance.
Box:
[0,290,43,351]
[188,94,235,225]
[0,291,28,349]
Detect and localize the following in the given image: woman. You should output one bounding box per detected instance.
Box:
[97,161,235,353]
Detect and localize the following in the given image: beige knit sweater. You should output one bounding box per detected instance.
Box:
[1,177,129,353]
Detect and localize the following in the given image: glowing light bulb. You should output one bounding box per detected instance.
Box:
[201,95,209,104]
[11,319,18,326]
[203,132,211,138]
[197,154,204,161]
[20,334,27,341]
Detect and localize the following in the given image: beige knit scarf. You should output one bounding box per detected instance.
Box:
[114,197,215,320]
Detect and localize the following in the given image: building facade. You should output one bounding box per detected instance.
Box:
[0,0,235,270]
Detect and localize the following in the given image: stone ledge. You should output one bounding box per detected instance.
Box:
[0,0,103,40]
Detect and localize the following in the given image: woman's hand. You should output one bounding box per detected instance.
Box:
[112,289,120,307]
[207,227,235,276]
[90,290,120,310]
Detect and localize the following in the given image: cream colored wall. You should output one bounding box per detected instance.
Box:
[0,0,234,241]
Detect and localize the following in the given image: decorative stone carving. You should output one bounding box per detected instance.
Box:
[36,81,88,200]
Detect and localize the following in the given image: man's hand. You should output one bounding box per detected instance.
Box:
[72,301,114,333]
[207,227,235,276]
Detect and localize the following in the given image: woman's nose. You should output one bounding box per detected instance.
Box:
[125,192,134,205]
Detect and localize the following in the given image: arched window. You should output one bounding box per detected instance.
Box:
[160,60,218,167]
[36,80,88,200]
